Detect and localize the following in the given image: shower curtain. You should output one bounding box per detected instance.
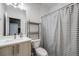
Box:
[41,4,79,56]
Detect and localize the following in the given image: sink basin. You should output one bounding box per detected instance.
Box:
[0,39,13,43]
[0,37,28,43]
[0,36,31,48]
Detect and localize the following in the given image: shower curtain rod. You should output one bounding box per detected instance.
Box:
[41,3,76,18]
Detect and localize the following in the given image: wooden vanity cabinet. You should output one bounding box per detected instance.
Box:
[0,41,31,56]
[0,46,13,56]
[18,41,31,56]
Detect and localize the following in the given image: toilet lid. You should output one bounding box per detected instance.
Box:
[36,47,48,56]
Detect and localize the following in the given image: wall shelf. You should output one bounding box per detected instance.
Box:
[27,21,40,39]
[28,32,39,34]
[29,22,40,25]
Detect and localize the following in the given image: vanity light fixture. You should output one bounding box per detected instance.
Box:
[6,3,25,10]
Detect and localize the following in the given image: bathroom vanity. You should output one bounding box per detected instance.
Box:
[0,37,31,56]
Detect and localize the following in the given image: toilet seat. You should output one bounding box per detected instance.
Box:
[35,47,48,56]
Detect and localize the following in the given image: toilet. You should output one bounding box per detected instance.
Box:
[31,39,48,56]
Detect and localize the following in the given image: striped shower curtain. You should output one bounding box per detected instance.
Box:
[41,4,79,56]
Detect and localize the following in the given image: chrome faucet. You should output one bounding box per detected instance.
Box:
[14,33,16,39]
[20,32,23,38]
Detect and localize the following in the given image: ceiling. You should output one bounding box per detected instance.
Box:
[40,3,58,8]
[25,3,58,8]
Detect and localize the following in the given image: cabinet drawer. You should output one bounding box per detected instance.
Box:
[0,46,13,56]
[19,41,31,56]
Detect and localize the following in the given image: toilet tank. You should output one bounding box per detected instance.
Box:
[31,39,40,48]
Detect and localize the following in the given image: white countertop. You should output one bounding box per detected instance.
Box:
[0,37,31,48]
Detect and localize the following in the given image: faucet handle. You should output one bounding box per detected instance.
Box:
[20,32,23,38]
[14,33,16,39]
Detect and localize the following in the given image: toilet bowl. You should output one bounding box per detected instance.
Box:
[31,39,48,56]
[35,47,48,56]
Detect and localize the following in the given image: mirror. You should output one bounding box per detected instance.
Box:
[9,17,21,35]
[4,3,27,36]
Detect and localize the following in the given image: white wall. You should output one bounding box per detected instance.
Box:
[0,4,5,35]
[25,3,69,23]
[5,5,26,35]
[40,3,69,17]
[25,3,41,23]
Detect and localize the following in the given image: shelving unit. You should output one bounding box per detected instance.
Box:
[27,21,40,39]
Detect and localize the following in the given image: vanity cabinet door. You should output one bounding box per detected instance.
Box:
[19,41,31,56]
[0,46,13,56]
[13,45,19,56]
